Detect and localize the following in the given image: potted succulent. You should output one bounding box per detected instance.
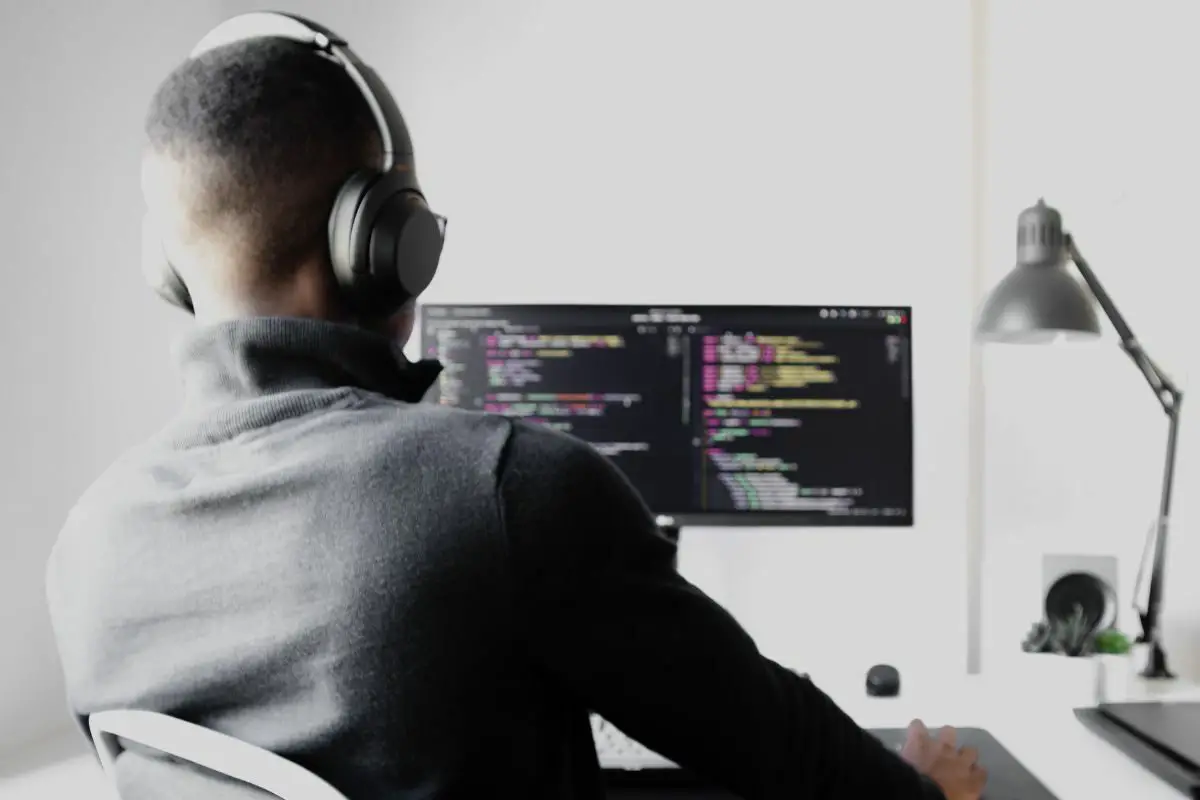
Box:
[1018,605,1134,704]
[1022,606,1099,657]
[1093,628,1133,655]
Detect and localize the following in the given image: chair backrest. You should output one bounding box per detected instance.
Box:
[88,710,349,800]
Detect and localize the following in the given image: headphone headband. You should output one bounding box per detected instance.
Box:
[190,11,404,171]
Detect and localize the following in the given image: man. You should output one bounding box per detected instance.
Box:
[46,22,985,800]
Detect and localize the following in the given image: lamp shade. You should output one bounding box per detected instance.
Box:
[976,199,1102,343]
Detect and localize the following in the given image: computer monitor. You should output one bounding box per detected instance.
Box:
[418,304,913,526]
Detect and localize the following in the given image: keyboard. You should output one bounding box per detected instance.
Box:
[595,718,1059,800]
[869,727,1059,800]
[595,669,813,773]
[592,715,676,771]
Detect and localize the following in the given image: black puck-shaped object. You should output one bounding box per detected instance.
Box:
[1045,571,1116,630]
[866,664,901,697]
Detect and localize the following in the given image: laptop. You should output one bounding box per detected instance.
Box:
[1076,701,1200,797]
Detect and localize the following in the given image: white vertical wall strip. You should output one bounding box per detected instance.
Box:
[966,0,990,675]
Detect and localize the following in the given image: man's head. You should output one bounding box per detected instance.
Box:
[143,37,410,329]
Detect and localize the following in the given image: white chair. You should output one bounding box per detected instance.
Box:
[88,710,349,800]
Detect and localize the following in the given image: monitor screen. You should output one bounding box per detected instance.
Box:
[418,305,913,526]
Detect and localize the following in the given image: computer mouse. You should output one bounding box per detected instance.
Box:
[866,664,900,697]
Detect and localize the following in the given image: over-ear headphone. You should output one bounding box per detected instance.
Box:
[142,12,445,317]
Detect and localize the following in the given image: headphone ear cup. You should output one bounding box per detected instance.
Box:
[328,169,380,293]
[328,169,444,315]
[141,213,194,313]
[371,192,443,299]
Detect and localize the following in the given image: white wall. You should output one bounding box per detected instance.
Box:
[981,1,1200,679]
[0,1,219,753]
[223,0,977,680]
[23,0,1195,766]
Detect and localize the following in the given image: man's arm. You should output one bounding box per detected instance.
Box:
[498,422,945,800]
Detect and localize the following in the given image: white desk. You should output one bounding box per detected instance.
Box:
[809,668,1200,800]
[6,674,1196,800]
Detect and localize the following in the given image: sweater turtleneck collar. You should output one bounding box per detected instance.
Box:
[168,316,442,444]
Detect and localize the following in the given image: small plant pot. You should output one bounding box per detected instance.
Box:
[1094,653,1136,703]
[1013,652,1103,707]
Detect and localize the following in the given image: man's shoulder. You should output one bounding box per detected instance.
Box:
[60,401,522,539]
[350,393,517,445]
[500,419,611,475]
[497,423,645,520]
[348,398,605,477]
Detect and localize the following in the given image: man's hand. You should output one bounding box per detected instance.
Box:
[899,719,987,800]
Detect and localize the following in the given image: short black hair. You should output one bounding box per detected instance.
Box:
[145,37,380,284]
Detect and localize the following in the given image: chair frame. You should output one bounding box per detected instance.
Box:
[88,709,348,800]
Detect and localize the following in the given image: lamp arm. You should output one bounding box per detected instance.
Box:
[1139,407,1182,645]
[1065,236,1182,409]
[1065,234,1183,678]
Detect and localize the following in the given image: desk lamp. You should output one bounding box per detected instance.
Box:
[976,199,1183,679]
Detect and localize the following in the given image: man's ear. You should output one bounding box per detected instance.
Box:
[388,300,416,346]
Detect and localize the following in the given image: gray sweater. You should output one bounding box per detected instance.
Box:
[46,317,942,799]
